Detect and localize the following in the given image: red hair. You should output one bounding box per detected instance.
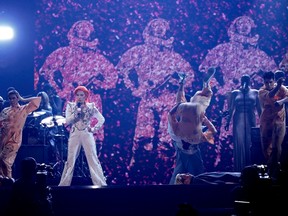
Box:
[73,86,90,102]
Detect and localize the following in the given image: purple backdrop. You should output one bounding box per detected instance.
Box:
[33,0,288,185]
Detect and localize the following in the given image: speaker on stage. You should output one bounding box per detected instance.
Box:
[13,145,49,179]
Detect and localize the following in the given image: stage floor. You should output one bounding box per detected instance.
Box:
[1,173,286,216]
[51,183,238,216]
[0,181,239,216]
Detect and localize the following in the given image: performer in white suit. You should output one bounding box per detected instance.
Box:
[59,86,106,186]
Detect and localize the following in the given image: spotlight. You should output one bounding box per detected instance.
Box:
[0,25,14,40]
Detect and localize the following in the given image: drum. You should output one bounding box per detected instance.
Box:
[22,126,42,145]
[40,115,66,128]
[26,111,48,126]
[23,111,52,145]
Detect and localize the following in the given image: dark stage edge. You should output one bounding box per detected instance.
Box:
[52,184,237,216]
[1,180,286,216]
[0,182,237,216]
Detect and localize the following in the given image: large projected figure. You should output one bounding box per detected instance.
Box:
[198,16,278,164]
[39,20,118,143]
[199,16,277,96]
[116,18,195,168]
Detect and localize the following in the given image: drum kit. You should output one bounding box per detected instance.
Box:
[24,111,66,143]
[23,111,89,177]
[23,111,68,169]
[40,115,66,128]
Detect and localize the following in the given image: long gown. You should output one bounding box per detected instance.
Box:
[228,88,261,171]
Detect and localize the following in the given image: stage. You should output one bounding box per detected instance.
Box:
[0,182,237,216]
[0,172,286,216]
[52,184,238,216]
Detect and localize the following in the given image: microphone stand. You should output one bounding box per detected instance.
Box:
[242,84,248,169]
[39,123,48,165]
[51,116,66,177]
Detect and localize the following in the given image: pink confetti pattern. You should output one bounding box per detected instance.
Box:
[34,0,287,185]
[117,19,194,165]
[199,16,278,166]
[38,20,118,142]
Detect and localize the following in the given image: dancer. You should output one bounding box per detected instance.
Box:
[258,70,288,180]
[168,68,217,184]
[59,86,106,186]
[225,74,262,171]
[0,89,41,178]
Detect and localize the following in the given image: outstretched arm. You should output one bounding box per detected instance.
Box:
[17,92,41,113]
[202,115,217,134]
[177,82,187,103]
[168,103,181,135]
[201,114,217,145]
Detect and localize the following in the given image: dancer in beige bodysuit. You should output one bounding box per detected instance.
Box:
[0,90,41,178]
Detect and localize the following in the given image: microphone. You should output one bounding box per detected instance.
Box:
[242,81,247,89]
[77,102,81,117]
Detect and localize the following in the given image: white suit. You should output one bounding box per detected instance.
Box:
[59,102,106,186]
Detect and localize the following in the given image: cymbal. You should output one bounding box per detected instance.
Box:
[40,115,66,127]
[54,134,66,137]
[28,111,47,117]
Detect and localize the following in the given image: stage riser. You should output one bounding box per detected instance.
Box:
[0,184,284,216]
[51,185,236,216]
